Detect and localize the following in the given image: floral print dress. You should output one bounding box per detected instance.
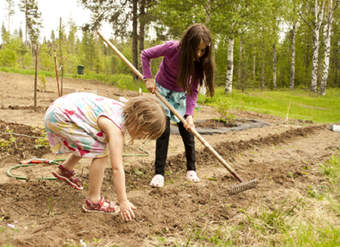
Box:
[44,92,124,158]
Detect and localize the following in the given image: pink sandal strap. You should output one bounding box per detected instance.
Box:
[83,197,120,214]
[58,164,75,177]
[52,165,83,190]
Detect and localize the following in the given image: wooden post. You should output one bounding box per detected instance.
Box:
[59,17,64,96]
[54,51,61,97]
[34,43,39,109]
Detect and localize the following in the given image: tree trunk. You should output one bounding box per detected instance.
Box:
[138,0,145,93]
[59,17,64,96]
[132,0,138,80]
[272,43,277,89]
[304,31,310,88]
[225,38,234,94]
[139,0,145,58]
[238,39,242,89]
[253,53,256,82]
[261,35,265,89]
[289,24,296,89]
[320,0,334,96]
[310,0,325,93]
[25,0,28,44]
[34,43,39,108]
[239,40,246,92]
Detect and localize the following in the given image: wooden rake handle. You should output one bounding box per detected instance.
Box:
[97,31,243,183]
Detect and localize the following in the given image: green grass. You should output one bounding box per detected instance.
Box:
[284,224,340,247]
[198,87,340,123]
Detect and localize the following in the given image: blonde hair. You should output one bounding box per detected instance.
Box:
[122,95,166,141]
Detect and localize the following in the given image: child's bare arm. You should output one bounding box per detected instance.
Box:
[97,116,136,220]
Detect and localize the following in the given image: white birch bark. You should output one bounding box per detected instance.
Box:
[272,43,277,89]
[290,24,296,89]
[310,0,325,93]
[320,0,335,96]
[225,38,234,94]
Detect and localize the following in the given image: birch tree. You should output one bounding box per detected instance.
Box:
[310,0,325,92]
[211,1,256,94]
[19,0,42,45]
[289,24,296,89]
[320,0,337,95]
[284,0,300,89]
[225,38,234,93]
[5,0,15,33]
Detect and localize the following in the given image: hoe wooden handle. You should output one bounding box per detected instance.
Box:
[97,31,243,182]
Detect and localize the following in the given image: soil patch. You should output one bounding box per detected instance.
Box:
[0,72,339,246]
[0,120,50,161]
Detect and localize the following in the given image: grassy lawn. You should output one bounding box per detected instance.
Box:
[198,87,340,123]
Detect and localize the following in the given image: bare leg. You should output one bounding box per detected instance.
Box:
[88,156,108,202]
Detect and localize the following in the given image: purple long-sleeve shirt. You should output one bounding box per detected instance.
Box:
[141,41,199,116]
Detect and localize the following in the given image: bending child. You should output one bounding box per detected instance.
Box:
[44,92,166,221]
[141,23,215,187]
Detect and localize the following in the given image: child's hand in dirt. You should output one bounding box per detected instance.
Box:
[120,200,137,221]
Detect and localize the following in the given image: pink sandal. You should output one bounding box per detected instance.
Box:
[52,164,83,190]
[82,197,120,214]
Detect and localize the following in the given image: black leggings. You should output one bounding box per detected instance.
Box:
[154,116,196,175]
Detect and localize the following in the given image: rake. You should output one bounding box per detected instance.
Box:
[97,31,257,195]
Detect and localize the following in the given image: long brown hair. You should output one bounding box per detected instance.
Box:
[177,23,215,97]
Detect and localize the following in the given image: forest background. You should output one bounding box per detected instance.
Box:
[0,0,339,97]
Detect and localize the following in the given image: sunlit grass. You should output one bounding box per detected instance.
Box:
[198,87,340,123]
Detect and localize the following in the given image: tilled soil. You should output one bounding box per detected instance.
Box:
[0,72,339,246]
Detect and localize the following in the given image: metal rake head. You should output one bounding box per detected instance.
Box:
[228,179,258,195]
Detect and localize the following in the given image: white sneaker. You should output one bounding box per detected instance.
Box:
[150,174,164,187]
[186,170,200,182]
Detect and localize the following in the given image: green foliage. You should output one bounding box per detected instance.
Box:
[185,226,232,246]
[19,0,42,43]
[39,74,46,92]
[283,224,340,247]
[0,126,17,152]
[215,97,235,122]
[321,155,340,185]
[34,131,49,149]
[0,0,338,95]
[241,205,290,235]
[0,48,16,67]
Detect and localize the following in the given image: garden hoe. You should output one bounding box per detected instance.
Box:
[97,31,257,195]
